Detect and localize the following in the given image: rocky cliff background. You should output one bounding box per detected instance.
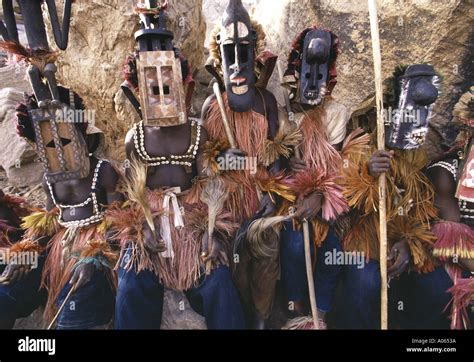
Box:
[1,0,473,186]
[0,0,473,329]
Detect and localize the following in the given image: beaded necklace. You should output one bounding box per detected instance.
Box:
[132,120,201,171]
[46,160,105,228]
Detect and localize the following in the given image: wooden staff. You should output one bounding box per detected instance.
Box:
[212,82,237,149]
[303,219,319,329]
[278,62,319,329]
[47,283,77,330]
[368,0,388,330]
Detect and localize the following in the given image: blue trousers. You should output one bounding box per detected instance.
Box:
[0,255,47,325]
[336,260,471,329]
[115,248,245,330]
[280,222,342,313]
[55,269,115,330]
[0,254,114,329]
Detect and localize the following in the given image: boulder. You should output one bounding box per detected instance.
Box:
[161,290,206,330]
[0,81,43,187]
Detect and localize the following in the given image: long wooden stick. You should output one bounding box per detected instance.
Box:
[303,221,319,329]
[212,82,237,149]
[368,0,388,330]
[47,283,77,330]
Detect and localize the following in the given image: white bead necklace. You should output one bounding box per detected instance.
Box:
[133,120,201,168]
[46,160,105,228]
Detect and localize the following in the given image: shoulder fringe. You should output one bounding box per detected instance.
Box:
[432,221,474,260]
[201,139,229,177]
[261,124,302,167]
[256,171,296,203]
[21,208,60,239]
[339,138,380,216]
[392,149,438,227]
[341,159,379,215]
[8,239,44,255]
[341,128,371,167]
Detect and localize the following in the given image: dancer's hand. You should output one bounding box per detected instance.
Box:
[0,264,31,285]
[69,263,95,290]
[257,193,276,218]
[289,157,306,173]
[201,231,228,267]
[142,220,166,253]
[388,240,411,279]
[368,150,394,178]
[294,192,323,222]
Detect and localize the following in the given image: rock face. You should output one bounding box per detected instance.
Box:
[162,290,206,330]
[0,64,43,187]
[203,0,473,144]
[49,0,206,160]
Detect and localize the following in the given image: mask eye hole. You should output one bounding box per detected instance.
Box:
[305,72,323,81]
[224,44,236,64]
[151,85,169,96]
[46,138,71,148]
[239,44,249,63]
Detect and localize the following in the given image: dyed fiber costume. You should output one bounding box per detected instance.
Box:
[202,0,292,325]
[112,1,244,330]
[336,65,465,329]
[278,27,365,326]
[0,191,32,288]
[426,87,474,329]
[0,161,117,330]
[0,88,118,330]
[25,194,116,329]
[0,193,39,329]
[110,171,244,329]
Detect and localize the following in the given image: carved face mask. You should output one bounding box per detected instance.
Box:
[30,106,90,183]
[385,64,440,150]
[217,0,256,112]
[134,1,187,127]
[299,29,333,106]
